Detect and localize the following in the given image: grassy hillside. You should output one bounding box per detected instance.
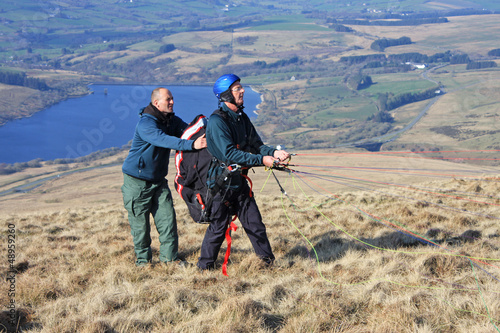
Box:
[0,2,499,332]
[0,151,499,332]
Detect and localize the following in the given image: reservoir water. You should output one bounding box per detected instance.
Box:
[0,84,261,164]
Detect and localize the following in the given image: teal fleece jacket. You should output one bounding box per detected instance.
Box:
[122,105,195,182]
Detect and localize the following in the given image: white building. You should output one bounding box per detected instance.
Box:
[405,62,426,69]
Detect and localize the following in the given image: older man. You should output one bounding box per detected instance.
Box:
[197,74,290,272]
[122,87,206,266]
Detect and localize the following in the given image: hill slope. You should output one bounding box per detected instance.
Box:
[0,151,499,332]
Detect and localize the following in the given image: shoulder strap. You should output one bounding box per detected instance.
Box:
[212,107,229,122]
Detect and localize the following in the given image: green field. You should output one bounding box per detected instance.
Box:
[363,76,437,95]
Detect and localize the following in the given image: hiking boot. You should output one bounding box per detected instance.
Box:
[262,257,275,268]
[197,263,215,273]
[136,260,152,268]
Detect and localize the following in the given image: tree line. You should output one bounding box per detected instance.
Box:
[252,56,301,69]
[377,87,441,112]
[329,17,448,26]
[0,71,50,91]
[388,51,451,64]
[339,50,477,69]
[466,61,497,70]
[340,54,387,65]
[345,74,373,90]
[450,54,470,64]
[236,36,259,45]
[330,24,354,32]
[371,37,412,52]
[488,49,500,57]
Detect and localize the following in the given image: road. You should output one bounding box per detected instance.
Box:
[0,163,121,197]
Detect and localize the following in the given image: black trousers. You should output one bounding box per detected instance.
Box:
[197,181,275,270]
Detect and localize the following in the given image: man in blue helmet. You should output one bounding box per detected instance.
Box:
[197,74,290,271]
[122,87,207,267]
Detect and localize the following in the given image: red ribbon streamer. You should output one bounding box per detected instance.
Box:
[222,215,238,276]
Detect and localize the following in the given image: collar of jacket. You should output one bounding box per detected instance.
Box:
[221,103,245,121]
[140,103,174,124]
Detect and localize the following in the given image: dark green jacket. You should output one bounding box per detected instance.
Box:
[206,104,275,190]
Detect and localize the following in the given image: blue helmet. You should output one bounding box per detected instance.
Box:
[213,74,240,103]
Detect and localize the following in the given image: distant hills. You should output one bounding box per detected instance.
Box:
[0,0,499,160]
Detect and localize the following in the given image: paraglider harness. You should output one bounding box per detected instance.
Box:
[174,109,253,224]
[175,109,255,276]
[175,109,290,275]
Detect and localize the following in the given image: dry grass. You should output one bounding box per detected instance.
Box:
[395,69,500,154]
[349,15,500,57]
[0,151,499,332]
[0,84,43,124]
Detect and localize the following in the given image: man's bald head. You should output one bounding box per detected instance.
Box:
[151,87,174,113]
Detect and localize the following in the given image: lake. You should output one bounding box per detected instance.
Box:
[0,84,261,164]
